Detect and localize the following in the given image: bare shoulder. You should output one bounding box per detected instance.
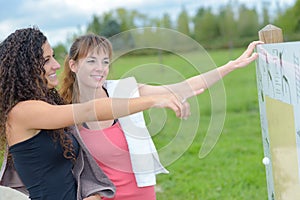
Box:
[7,100,46,146]
[9,100,49,119]
[12,100,49,109]
[6,100,74,146]
[8,100,56,132]
[8,100,74,132]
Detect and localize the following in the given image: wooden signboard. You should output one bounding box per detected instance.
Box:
[256,41,300,200]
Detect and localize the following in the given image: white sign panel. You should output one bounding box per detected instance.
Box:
[256,41,300,200]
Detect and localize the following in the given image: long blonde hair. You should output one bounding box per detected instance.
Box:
[59,33,113,104]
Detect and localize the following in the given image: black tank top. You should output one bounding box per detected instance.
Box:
[9,130,79,200]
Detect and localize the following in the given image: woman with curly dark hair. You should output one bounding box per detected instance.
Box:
[0,27,192,200]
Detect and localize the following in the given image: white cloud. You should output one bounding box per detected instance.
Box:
[0,19,30,41]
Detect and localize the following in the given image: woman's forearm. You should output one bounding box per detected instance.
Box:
[93,97,156,120]
[185,61,235,91]
[72,97,155,123]
[139,62,234,99]
[72,94,186,124]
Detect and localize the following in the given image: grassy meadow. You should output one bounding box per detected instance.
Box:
[110,47,267,200]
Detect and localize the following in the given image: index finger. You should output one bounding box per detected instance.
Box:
[241,41,264,58]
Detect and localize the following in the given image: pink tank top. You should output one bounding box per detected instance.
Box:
[80,122,156,200]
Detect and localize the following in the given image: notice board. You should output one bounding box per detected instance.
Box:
[256,42,300,200]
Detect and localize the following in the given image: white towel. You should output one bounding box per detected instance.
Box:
[104,77,169,187]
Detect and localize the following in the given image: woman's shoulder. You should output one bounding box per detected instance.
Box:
[12,100,48,108]
[9,100,49,118]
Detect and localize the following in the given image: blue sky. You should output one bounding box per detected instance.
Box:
[0,0,295,46]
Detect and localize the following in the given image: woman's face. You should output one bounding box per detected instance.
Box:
[72,49,110,89]
[42,41,61,89]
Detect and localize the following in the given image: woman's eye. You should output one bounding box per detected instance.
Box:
[103,59,110,65]
[87,59,95,63]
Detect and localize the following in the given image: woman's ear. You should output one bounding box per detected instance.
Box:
[69,59,78,73]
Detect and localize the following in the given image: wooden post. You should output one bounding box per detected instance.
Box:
[258,24,283,44]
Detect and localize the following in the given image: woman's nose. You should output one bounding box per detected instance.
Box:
[52,59,61,70]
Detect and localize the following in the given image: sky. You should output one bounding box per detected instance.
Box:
[0,0,296,46]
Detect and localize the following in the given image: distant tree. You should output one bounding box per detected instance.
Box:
[218,4,237,44]
[193,8,219,43]
[100,19,121,38]
[237,5,260,37]
[128,10,139,29]
[86,11,115,34]
[116,8,130,31]
[193,8,205,42]
[162,13,172,29]
[133,12,150,27]
[115,8,146,31]
[86,15,102,34]
[274,0,300,34]
[53,43,67,65]
[60,4,296,51]
[102,11,115,25]
[177,6,190,36]
[150,18,162,27]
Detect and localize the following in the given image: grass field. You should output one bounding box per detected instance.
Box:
[1,47,268,199]
[111,47,267,200]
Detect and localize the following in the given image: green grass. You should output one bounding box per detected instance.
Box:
[111,48,267,199]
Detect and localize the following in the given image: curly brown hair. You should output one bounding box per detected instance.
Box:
[59,33,113,104]
[0,27,76,162]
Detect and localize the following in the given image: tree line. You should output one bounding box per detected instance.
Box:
[54,0,300,56]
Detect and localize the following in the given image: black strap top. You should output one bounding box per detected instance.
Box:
[9,130,79,200]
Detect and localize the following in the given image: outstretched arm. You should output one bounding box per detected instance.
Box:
[139,41,263,99]
[7,94,188,146]
[8,94,187,131]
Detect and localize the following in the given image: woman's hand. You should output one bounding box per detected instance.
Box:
[152,88,204,119]
[152,94,190,119]
[228,41,264,69]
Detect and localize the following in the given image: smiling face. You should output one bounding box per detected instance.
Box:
[42,41,61,89]
[71,49,110,89]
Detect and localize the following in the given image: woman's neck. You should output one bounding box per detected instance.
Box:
[79,85,107,103]
[78,84,115,130]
